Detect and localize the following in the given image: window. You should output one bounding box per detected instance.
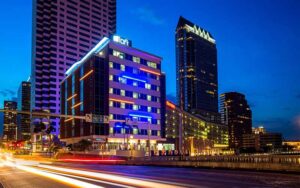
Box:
[113,50,124,59]
[133,56,140,63]
[147,106,151,112]
[147,95,151,101]
[109,61,113,68]
[120,90,125,96]
[109,75,113,80]
[145,83,151,89]
[120,103,125,109]
[147,61,157,69]
[133,105,138,110]
[133,92,138,98]
[120,64,125,71]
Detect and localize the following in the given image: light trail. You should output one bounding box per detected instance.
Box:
[2,160,104,188]
[45,169,135,188]
[60,159,125,162]
[38,164,187,188]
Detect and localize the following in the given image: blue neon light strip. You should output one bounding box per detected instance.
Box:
[129,113,152,119]
[65,37,110,76]
[122,75,146,83]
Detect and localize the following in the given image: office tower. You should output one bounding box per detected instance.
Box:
[17,81,31,141]
[60,35,164,153]
[176,16,218,117]
[220,92,252,149]
[3,101,17,142]
[31,0,116,135]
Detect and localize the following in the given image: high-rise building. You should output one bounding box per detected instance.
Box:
[31,0,117,135]
[3,101,17,142]
[220,92,252,149]
[176,16,218,117]
[60,36,164,154]
[17,81,31,141]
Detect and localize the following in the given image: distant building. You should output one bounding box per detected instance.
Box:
[176,16,219,120]
[3,101,17,142]
[283,140,300,151]
[242,127,282,152]
[60,36,165,154]
[220,92,252,149]
[165,100,228,155]
[17,81,31,141]
[31,0,117,135]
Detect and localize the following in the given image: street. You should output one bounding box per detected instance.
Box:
[0,156,300,188]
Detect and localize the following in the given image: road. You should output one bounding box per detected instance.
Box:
[0,157,300,188]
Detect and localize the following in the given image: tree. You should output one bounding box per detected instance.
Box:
[74,139,92,151]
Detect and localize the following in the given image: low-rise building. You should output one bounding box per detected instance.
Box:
[165,101,228,155]
[242,126,282,152]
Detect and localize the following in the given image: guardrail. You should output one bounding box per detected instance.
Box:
[133,155,300,165]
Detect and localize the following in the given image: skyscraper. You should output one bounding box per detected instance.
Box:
[220,92,252,149]
[31,0,116,135]
[3,101,17,142]
[17,81,31,141]
[176,16,218,117]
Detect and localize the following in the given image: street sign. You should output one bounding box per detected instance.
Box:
[85,114,109,123]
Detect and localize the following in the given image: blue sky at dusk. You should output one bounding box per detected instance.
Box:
[0,0,299,139]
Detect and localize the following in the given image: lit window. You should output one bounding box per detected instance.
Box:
[109,88,113,94]
[120,90,125,96]
[121,102,125,109]
[147,61,157,69]
[133,82,138,86]
[109,127,113,134]
[120,64,125,71]
[133,56,140,63]
[147,95,151,101]
[109,75,113,81]
[109,114,113,120]
[133,105,138,110]
[147,106,151,112]
[113,50,124,59]
[109,101,113,107]
[133,92,138,98]
[157,120,160,125]
[119,77,126,84]
[157,109,160,114]
[109,62,113,68]
[145,83,151,89]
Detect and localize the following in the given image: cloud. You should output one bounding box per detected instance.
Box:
[132,7,165,25]
[0,89,16,99]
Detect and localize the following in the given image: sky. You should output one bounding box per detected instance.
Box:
[0,0,299,139]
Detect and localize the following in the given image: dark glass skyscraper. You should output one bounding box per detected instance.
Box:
[31,0,116,135]
[17,81,31,141]
[176,16,218,117]
[220,92,252,149]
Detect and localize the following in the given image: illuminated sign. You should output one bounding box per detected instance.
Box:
[166,101,176,109]
[184,24,216,44]
[113,35,131,46]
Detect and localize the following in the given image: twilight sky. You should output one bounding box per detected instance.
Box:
[0,0,299,139]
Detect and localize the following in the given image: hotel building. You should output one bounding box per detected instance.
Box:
[60,36,165,153]
[165,100,228,155]
[31,0,116,135]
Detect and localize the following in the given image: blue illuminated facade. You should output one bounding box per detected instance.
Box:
[61,36,165,153]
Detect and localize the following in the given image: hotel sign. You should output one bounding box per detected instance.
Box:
[184,24,216,44]
[113,35,131,46]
